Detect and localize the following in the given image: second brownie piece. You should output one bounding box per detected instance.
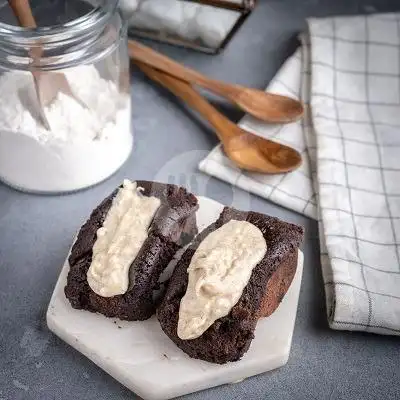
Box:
[157,206,304,364]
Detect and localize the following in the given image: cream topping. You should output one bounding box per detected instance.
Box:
[177,220,267,340]
[87,180,161,297]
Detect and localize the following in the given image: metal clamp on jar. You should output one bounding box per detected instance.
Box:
[0,0,132,193]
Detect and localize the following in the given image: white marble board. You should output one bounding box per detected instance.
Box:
[47,196,304,400]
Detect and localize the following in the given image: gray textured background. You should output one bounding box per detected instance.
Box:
[1,1,400,399]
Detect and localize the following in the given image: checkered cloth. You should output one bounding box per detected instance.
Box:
[199,13,400,335]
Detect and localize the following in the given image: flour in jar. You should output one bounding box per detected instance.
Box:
[0,65,132,193]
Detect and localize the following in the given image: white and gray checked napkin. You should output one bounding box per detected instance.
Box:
[199,13,400,336]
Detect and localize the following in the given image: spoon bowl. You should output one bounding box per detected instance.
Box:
[225,86,304,124]
[226,133,302,174]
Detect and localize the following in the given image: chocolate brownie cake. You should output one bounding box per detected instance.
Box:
[157,206,304,364]
[64,180,198,321]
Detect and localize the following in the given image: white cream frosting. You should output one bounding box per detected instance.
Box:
[177,220,267,340]
[87,180,161,297]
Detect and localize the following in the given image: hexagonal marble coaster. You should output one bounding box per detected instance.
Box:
[47,196,304,400]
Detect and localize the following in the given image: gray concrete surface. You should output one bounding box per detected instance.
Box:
[1,1,400,399]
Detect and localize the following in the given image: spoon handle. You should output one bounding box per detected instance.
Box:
[128,40,234,96]
[8,0,37,28]
[8,0,42,60]
[136,62,240,144]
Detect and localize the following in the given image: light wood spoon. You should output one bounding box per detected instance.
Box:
[128,39,304,124]
[137,62,301,174]
[8,0,87,131]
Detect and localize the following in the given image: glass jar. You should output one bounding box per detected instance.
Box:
[0,0,132,194]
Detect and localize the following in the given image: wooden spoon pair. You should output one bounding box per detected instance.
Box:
[129,40,303,174]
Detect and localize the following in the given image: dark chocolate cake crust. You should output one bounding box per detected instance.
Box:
[157,207,304,364]
[64,180,198,321]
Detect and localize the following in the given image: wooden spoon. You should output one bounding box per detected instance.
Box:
[137,62,302,174]
[8,0,87,131]
[128,40,304,124]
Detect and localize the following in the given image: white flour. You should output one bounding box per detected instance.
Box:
[0,65,132,193]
